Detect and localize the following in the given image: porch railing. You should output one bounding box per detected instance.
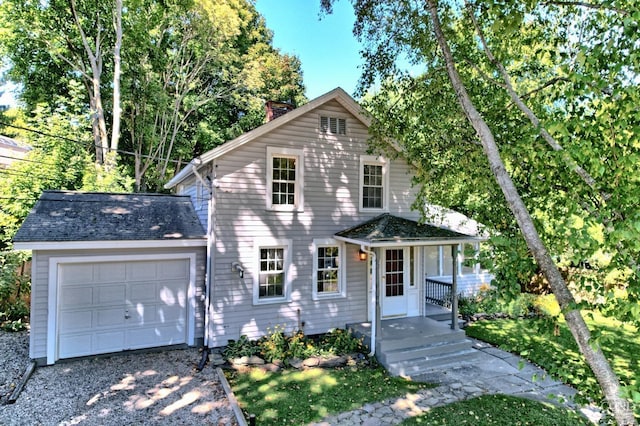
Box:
[425,278,453,308]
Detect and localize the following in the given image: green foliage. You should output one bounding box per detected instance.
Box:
[0,0,306,191]
[466,314,639,417]
[225,327,367,363]
[225,365,432,425]
[223,335,260,359]
[319,328,365,355]
[0,251,30,332]
[401,394,592,425]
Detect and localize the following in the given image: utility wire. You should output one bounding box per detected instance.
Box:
[0,120,185,165]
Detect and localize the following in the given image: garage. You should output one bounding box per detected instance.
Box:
[56,257,192,359]
[13,191,207,365]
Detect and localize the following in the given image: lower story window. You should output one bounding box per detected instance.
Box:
[254,238,292,304]
[259,248,284,298]
[313,239,345,300]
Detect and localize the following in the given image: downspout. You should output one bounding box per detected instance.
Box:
[360,245,377,356]
[195,162,216,371]
[451,244,459,330]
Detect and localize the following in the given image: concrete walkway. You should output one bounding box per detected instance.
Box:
[309,339,602,425]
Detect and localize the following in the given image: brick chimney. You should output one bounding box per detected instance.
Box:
[265,100,295,122]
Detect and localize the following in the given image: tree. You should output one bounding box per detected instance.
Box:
[321,0,639,423]
[0,0,306,191]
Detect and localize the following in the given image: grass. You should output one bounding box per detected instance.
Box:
[465,311,640,417]
[224,364,433,425]
[400,394,592,425]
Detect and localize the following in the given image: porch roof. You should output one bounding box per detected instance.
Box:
[334,213,482,248]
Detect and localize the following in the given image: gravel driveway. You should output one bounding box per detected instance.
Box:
[0,330,238,425]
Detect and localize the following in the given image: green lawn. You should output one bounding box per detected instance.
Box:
[400,394,592,425]
[465,311,639,418]
[224,365,433,425]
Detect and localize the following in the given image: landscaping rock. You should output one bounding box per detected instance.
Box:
[288,357,303,369]
[262,363,281,372]
[317,355,346,368]
[302,357,320,367]
[231,355,264,366]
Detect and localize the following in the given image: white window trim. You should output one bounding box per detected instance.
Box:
[253,238,293,305]
[266,147,304,212]
[359,155,389,212]
[312,238,346,301]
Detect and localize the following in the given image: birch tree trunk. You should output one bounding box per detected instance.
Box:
[425,1,635,424]
[110,0,123,161]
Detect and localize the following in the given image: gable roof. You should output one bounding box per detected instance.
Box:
[165,87,371,189]
[13,191,206,250]
[334,214,482,248]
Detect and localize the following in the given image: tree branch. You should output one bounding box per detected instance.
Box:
[543,1,629,16]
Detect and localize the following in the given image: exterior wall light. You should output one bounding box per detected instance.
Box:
[358,249,368,261]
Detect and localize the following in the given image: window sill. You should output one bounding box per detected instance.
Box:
[312,292,346,301]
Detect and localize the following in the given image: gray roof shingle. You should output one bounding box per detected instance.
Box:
[13,190,206,243]
[335,213,475,244]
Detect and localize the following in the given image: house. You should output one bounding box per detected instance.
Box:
[14,87,491,368]
[0,135,30,168]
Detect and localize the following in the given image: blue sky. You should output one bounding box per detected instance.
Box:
[254,0,364,100]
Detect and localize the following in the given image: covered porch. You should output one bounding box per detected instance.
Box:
[335,214,484,376]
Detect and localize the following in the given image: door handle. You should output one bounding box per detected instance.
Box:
[124,310,131,319]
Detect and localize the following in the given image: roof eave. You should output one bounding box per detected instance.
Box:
[334,235,485,248]
[13,238,207,251]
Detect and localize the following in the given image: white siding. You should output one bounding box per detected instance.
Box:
[190,100,422,347]
[29,247,206,363]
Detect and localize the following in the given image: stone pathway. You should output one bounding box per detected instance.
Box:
[309,339,602,425]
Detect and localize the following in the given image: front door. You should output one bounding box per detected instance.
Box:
[381,248,408,317]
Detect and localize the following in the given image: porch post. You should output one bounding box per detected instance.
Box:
[451,244,459,330]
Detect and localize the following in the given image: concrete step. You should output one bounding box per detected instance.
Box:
[383,349,483,377]
[377,328,467,352]
[378,339,475,364]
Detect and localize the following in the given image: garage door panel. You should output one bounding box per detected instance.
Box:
[95,330,126,352]
[96,284,126,305]
[60,286,93,308]
[127,324,184,349]
[127,261,158,281]
[60,310,93,332]
[95,263,126,283]
[57,258,191,361]
[159,260,189,279]
[59,334,93,358]
[96,308,126,327]
[59,264,94,284]
[129,282,157,303]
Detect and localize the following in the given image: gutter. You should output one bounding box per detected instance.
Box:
[360,245,377,357]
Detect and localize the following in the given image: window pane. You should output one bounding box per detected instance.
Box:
[362,164,384,209]
[272,156,296,206]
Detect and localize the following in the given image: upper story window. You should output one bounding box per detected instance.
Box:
[267,147,304,212]
[320,116,346,135]
[359,155,389,211]
[254,238,292,304]
[312,239,345,300]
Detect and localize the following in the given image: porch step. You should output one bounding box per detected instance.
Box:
[383,348,483,377]
[378,339,475,364]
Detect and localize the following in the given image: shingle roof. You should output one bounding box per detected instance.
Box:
[335,213,477,245]
[13,190,206,243]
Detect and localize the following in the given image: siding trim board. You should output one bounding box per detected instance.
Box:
[46,253,198,365]
[15,239,207,251]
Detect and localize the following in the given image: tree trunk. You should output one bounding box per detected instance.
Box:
[110,0,122,160]
[426,1,635,424]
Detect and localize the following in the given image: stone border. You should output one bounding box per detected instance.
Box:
[216,367,247,426]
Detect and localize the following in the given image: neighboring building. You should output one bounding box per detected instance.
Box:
[14,87,491,366]
[0,135,30,168]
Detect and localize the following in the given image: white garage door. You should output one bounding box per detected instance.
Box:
[57,258,190,359]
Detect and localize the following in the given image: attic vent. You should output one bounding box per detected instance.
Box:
[320,116,346,135]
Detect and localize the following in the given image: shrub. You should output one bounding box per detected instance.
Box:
[0,251,30,332]
[223,335,260,359]
[319,328,364,355]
